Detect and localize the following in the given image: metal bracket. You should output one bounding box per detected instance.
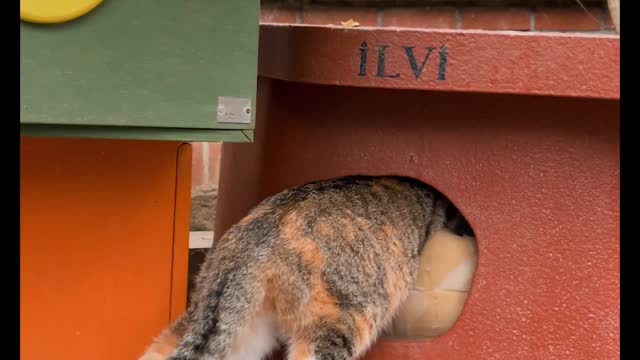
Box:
[216,96,252,124]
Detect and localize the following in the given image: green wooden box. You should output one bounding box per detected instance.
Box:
[20,0,259,142]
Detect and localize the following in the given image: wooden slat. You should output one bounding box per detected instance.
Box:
[189,231,214,249]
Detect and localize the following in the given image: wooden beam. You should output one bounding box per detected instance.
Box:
[259,24,619,99]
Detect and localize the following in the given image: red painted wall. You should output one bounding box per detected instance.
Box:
[215,78,619,359]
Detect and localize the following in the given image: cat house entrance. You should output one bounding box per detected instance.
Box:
[384,187,477,341]
[187,173,478,343]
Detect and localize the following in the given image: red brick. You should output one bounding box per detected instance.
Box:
[301,7,379,27]
[461,7,531,31]
[383,7,457,29]
[535,7,602,31]
[261,6,297,24]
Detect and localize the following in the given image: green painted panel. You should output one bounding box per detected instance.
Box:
[21,124,253,143]
[21,0,259,131]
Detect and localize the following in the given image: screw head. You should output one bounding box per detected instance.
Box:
[244,107,252,115]
[217,105,225,115]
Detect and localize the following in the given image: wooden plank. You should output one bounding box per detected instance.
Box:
[20,138,184,359]
[189,231,214,249]
[169,143,193,322]
[20,124,253,143]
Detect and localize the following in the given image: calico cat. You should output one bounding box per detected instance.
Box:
[140,175,471,360]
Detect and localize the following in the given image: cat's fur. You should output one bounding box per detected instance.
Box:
[140,175,471,360]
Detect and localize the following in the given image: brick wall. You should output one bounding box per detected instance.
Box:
[192,0,616,192]
[261,2,615,32]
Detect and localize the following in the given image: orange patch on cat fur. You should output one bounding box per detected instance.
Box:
[370,183,385,195]
[314,221,334,238]
[307,278,341,320]
[337,217,359,241]
[351,310,374,347]
[380,224,410,319]
[268,211,340,331]
[269,275,342,335]
[139,329,181,359]
[288,340,314,360]
[277,275,340,331]
[283,211,326,270]
[281,210,302,238]
[378,178,405,191]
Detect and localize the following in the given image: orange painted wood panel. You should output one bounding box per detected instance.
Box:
[20,138,191,360]
[170,143,193,322]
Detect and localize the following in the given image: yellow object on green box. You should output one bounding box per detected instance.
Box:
[21,0,103,24]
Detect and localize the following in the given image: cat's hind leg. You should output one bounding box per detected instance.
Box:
[287,313,378,360]
[287,325,355,360]
[225,311,279,360]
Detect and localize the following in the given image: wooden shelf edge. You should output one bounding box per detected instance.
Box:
[259,24,619,100]
[20,124,254,143]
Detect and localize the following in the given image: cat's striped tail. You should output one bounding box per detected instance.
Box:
[167,252,266,360]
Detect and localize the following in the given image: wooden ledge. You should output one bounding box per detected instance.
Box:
[259,24,619,99]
